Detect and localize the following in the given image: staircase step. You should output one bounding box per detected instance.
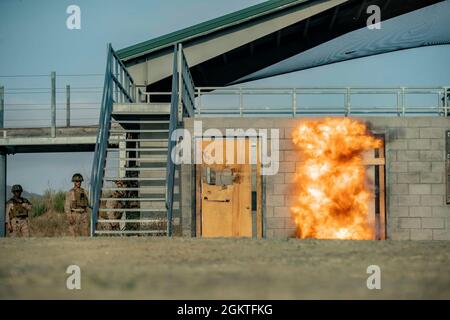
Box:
[104,177,166,182]
[104,167,166,171]
[107,148,168,152]
[112,103,170,115]
[111,120,170,124]
[98,208,166,212]
[95,230,167,235]
[100,197,166,201]
[110,128,169,132]
[107,157,167,162]
[108,138,168,142]
[97,219,166,223]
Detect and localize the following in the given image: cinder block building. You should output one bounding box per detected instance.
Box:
[85,0,450,240]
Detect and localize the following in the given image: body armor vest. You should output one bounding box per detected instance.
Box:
[9,198,29,218]
[72,188,88,208]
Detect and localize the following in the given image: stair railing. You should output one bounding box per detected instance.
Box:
[90,43,135,236]
[166,43,195,236]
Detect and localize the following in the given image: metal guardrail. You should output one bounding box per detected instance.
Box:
[90,44,135,237]
[165,43,196,236]
[195,86,450,117]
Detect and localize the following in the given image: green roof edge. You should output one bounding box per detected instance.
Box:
[116,0,310,60]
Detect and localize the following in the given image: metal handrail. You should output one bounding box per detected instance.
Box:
[165,44,196,236]
[90,44,135,236]
[195,86,449,117]
[165,45,179,237]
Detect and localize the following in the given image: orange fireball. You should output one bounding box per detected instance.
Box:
[291,118,382,240]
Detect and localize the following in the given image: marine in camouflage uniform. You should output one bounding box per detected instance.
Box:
[64,173,90,236]
[101,180,126,231]
[6,184,32,237]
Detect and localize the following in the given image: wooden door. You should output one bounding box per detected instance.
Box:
[199,137,255,237]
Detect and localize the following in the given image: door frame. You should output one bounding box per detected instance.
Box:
[194,135,263,238]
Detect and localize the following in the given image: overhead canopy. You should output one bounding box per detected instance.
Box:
[117,0,449,95]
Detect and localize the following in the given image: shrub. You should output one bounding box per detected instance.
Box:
[27,189,67,217]
[30,196,48,217]
[52,191,66,213]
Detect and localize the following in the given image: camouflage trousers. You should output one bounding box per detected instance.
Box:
[67,211,90,236]
[9,217,30,237]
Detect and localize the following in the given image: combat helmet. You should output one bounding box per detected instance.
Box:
[72,173,84,182]
[11,184,23,193]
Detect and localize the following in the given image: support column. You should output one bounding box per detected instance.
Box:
[0,153,5,237]
[0,86,5,237]
[66,85,70,127]
[51,72,56,137]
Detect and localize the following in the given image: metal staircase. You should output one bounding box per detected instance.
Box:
[90,43,194,237]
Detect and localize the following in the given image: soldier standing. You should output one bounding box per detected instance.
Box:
[6,184,32,237]
[64,173,90,236]
[102,179,126,231]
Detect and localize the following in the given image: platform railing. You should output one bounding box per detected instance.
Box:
[194,86,449,117]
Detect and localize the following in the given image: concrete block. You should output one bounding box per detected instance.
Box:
[432,229,450,240]
[266,195,284,206]
[391,184,409,195]
[285,217,296,230]
[389,206,409,217]
[272,228,296,239]
[279,162,295,173]
[273,183,293,195]
[397,173,420,184]
[431,162,445,173]
[409,184,431,195]
[407,118,431,127]
[267,217,285,229]
[397,150,419,161]
[408,162,431,173]
[396,195,421,206]
[421,217,445,229]
[430,117,450,128]
[430,139,445,150]
[265,206,274,217]
[410,229,433,240]
[390,162,408,173]
[284,150,300,162]
[407,139,431,150]
[409,206,431,217]
[420,172,444,184]
[266,229,275,238]
[388,139,408,150]
[399,217,421,229]
[268,174,284,184]
[273,206,292,218]
[387,173,397,184]
[389,229,410,240]
[421,195,444,206]
[394,128,420,139]
[432,206,450,217]
[284,127,295,140]
[419,150,444,161]
[420,128,444,139]
[284,173,297,184]
[284,195,297,206]
[279,139,296,151]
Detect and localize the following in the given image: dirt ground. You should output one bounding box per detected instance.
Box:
[0,237,449,300]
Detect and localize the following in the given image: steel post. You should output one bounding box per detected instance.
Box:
[66,85,70,127]
[51,72,56,137]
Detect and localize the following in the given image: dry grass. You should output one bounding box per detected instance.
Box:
[0,238,449,299]
[28,211,71,237]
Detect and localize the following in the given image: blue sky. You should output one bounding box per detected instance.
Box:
[1,0,450,194]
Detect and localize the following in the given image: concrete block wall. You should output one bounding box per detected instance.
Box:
[181,117,450,240]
